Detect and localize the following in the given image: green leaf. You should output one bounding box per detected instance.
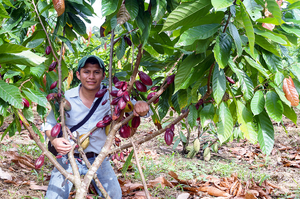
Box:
[30,63,46,78]
[0,3,9,18]
[262,51,281,73]
[200,103,215,127]
[281,24,300,37]
[0,43,29,54]
[3,70,21,80]
[287,1,300,10]
[214,33,232,69]
[1,122,12,140]
[58,36,74,53]
[23,107,34,122]
[27,38,44,49]
[162,0,212,32]
[270,82,291,107]
[241,2,255,56]
[2,0,15,8]
[255,35,280,57]
[125,0,139,19]
[266,0,281,24]
[228,23,242,56]
[171,92,181,113]
[116,37,126,60]
[251,90,265,115]
[254,28,287,45]
[265,91,283,123]
[0,80,23,109]
[257,110,274,155]
[212,64,226,105]
[282,103,297,125]
[0,51,46,67]
[256,17,284,25]
[122,149,134,176]
[179,131,187,143]
[157,87,170,119]
[23,89,47,107]
[68,12,86,36]
[173,138,181,150]
[177,24,219,46]
[188,104,197,128]
[174,53,204,92]
[177,89,188,110]
[274,71,284,86]
[102,0,118,16]
[244,56,269,78]
[237,101,257,143]
[244,0,263,21]
[211,0,232,10]
[151,0,167,22]
[217,102,233,143]
[37,104,48,120]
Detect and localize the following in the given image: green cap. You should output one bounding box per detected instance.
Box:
[77,55,105,72]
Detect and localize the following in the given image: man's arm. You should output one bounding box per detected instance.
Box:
[46,130,72,155]
[133,101,151,117]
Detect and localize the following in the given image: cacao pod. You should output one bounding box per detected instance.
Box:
[167,74,175,85]
[166,128,174,137]
[131,116,140,128]
[50,81,57,90]
[56,155,62,159]
[113,76,119,85]
[118,97,126,110]
[283,77,299,106]
[226,76,235,84]
[123,91,130,102]
[95,88,107,98]
[124,36,132,46]
[115,137,121,143]
[195,99,204,110]
[111,96,121,105]
[52,0,65,16]
[112,154,115,161]
[117,89,124,97]
[96,120,106,128]
[103,115,112,124]
[63,99,71,111]
[114,105,121,115]
[57,92,62,98]
[124,101,134,112]
[119,125,131,138]
[110,90,118,97]
[35,154,45,169]
[22,98,30,108]
[49,61,57,71]
[164,130,173,146]
[170,124,175,132]
[105,124,111,136]
[116,153,120,161]
[135,80,147,92]
[46,93,55,101]
[102,99,108,105]
[120,152,124,161]
[151,86,160,91]
[51,123,61,137]
[147,92,159,104]
[138,71,153,86]
[79,134,90,150]
[122,82,128,91]
[115,81,125,89]
[45,46,51,55]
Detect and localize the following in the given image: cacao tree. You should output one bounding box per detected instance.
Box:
[1,0,300,198]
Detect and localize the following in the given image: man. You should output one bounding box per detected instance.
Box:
[44,55,150,199]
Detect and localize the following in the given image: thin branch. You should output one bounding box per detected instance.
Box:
[32,0,58,62]
[223,12,232,33]
[18,77,32,90]
[206,62,215,96]
[109,29,115,117]
[127,44,142,96]
[131,139,151,199]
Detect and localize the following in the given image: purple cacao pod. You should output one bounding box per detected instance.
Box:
[22,98,30,108]
[131,116,140,128]
[50,81,57,90]
[113,76,119,85]
[103,115,112,124]
[226,76,235,84]
[170,124,175,132]
[35,154,45,169]
[102,99,108,105]
[96,120,106,128]
[118,97,126,110]
[167,74,175,85]
[164,130,173,146]
[138,71,152,86]
[117,89,124,97]
[122,82,128,91]
[135,81,147,92]
[51,123,61,137]
[123,91,130,102]
[49,62,57,72]
[110,90,118,97]
[45,46,51,55]
[147,92,159,104]
[95,88,107,98]
[151,86,160,91]
[115,81,125,89]
[119,125,131,138]
[111,96,121,105]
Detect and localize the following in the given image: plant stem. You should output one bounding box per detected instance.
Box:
[183,118,191,154]
[131,139,151,199]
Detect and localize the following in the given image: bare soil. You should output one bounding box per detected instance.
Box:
[0,107,300,198]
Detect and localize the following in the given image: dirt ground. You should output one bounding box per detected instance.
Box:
[0,107,300,198]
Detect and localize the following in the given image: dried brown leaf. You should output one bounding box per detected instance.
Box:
[207,186,231,197]
[117,4,131,25]
[148,176,174,189]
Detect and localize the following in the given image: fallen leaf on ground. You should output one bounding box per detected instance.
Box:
[30,181,48,191]
[176,192,190,199]
[148,176,174,188]
[0,167,12,180]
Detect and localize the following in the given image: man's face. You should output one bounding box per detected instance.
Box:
[76,63,105,92]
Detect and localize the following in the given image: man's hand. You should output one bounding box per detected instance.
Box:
[52,138,72,155]
[133,101,149,117]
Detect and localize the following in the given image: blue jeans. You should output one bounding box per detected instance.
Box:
[45,155,122,199]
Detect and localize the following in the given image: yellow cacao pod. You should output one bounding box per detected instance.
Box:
[52,0,65,16]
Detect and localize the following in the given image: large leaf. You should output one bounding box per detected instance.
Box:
[251,90,265,115]
[188,104,197,128]
[116,37,126,60]
[228,23,242,56]
[211,0,232,10]
[287,1,300,10]
[244,56,269,78]
[0,43,29,54]
[265,91,283,123]
[244,0,263,21]
[212,64,226,105]
[254,28,288,45]
[214,33,232,69]
[101,0,118,16]
[281,24,300,37]
[177,24,220,46]
[255,35,280,57]
[282,103,297,125]
[161,0,212,32]
[262,51,281,73]
[23,89,47,107]
[266,0,281,24]
[217,102,233,143]
[241,2,255,56]
[175,53,204,92]
[68,12,87,36]
[157,86,170,119]
[0,80,23,109]
[270,82,291,107]
[0,51,46,67]
[257,110,274,155]
[0,3,9,18]
[177,89,188,110]
[237,100,257,143]
[125,0,139,19]
[200,103,215,127]
[151,0,167,22]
